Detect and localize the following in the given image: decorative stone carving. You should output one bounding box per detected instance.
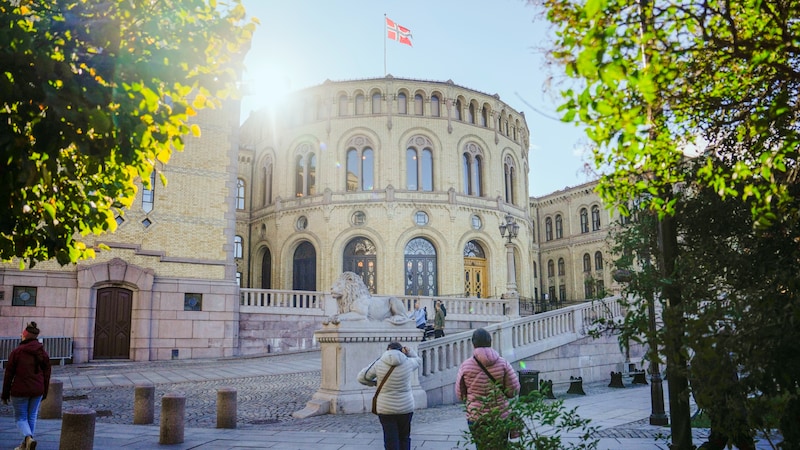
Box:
[323,272,411,325]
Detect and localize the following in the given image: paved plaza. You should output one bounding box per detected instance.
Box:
[0,350,779,449]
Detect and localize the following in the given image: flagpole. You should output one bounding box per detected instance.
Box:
[383,14,387,75]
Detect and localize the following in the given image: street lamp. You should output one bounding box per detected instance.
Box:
[613,269,668,426]
[499,214,520,298]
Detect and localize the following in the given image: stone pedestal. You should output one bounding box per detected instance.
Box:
[40,379,63,419]
[133,383,155,425]
[293,321,427,417]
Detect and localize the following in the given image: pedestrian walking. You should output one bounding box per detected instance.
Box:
[456,328,520,449]
[433,300,445,338]
[357,342,422,450]
[2,322,51,450]
[409,300,427,330]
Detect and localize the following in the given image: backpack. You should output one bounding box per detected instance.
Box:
[440,303,447,317]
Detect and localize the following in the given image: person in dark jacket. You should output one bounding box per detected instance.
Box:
[2,322,51,450]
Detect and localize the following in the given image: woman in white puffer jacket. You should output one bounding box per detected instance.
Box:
[358,342,422,450]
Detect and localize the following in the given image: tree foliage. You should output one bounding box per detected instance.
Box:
[534,0,800,225]
[0,0,257,267]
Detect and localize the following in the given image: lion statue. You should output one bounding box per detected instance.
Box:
[324,272,412,325]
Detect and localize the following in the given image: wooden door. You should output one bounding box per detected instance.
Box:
[93,287,132,359]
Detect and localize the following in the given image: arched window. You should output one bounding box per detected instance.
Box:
[580,208,589,233]
[503,155,516,204]
[404,237,438,296]
[355,93,365,115]
[454,99,462,121]
[372,92,381,114]
[345,136,375,191]
[545,217,553,241]
[558,258,565,276]
[414,94,423,115]
[547,259,555,277]
[397,93,407,114]
[555,214,563,239]
[480,106,488,127]
[431,95,440,117]
[261,158,273,207]
[343,237,377,293]
[461,142,483,196]
[338,94,348,116]
[595,251,603,271]
[292,241,316,291]
[294,144,316,197]
[236,178,245,210]
[583,253,591,272]
[467,103,475,124]
[533,262,537,278]
[592,205,601,230]
[260,247,271,289]
[234,235,243,259]
[406,136,434,191]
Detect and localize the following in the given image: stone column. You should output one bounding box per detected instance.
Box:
[159,392,186,444]
[133,383,155,424]
[39,379,63,419]
[59,407,96,450]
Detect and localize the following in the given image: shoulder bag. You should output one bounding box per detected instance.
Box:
[371,365,396,415]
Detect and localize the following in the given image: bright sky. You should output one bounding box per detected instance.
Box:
[239,0,595,197]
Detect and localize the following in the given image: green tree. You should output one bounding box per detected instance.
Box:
[0,0,256,268]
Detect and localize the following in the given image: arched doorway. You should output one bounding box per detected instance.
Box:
[404,237,438,296]
[93,287,132,359]
[343,237,377,293]
[261,247,272,289]
[464,240,488,298]
[292,241,316,291]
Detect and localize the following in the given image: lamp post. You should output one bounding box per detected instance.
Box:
[498,214,520,298]
[613,269,668,426]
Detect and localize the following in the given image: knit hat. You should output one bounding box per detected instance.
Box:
[25,322,40,336]
[472,328,492,348]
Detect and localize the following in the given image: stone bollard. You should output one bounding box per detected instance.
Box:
[59,407,96,450]
[159,392,186,445]
[133,383,155,425]
[216,387,237,429]
[40,379,63,419]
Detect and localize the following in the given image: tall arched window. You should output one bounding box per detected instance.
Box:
[503,155,516,204]
[260,247,271,289]
[234,235,243,259]
[431,95,440,117]
[533,262,537,278]
[592,205,601,230]
[355,93,365,115]
[343,237,377,293]
[594,251,603,271]
[414,94,423,115]
[461,142,483,196]
[397,93,407,114]
[454,99,462,121]
[583,253,591,272]
[467,103,475,123]
[345,136,375,191]
[338,94,348,116]
[580,208,589,233]
[555,214,563,239]
[406,136,434,191]
[372,92,381,114]
[236,178,245,210]
[547,259,555,277]
[404,237,438,296]
[261,158,273,207]
[558,258,565,276]
[545,217,553,241]
[294,144,316,197]
[480,106,488,127]
[142,170,156,213]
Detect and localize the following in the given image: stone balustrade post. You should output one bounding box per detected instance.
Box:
[159,392,186,444]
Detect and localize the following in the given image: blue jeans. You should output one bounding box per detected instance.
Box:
[11,395,42,438]
[378,412,413,450]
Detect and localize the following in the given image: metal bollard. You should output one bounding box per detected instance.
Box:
[40,379,63,419]
[133,383,155,425]
[216,387,237,429]
[58,407,96,450]
[159,392,186,444]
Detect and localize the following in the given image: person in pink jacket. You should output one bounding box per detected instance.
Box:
[456,328,520,449]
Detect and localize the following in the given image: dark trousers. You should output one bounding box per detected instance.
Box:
[434,329,444,338]
[378,412,413,450]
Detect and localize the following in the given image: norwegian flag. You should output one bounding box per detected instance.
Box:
[386,17,413,47]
